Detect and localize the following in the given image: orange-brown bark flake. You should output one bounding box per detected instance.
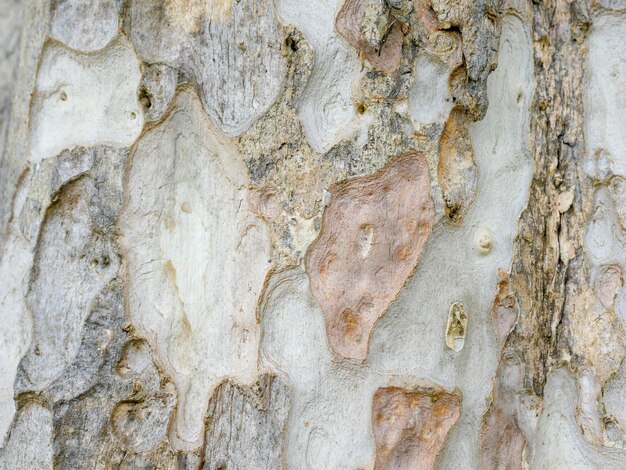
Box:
[305,152,435,360]
[372,385,462,470]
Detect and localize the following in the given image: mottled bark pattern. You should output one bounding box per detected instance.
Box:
[481,0,626,467]
[1,0,626,468]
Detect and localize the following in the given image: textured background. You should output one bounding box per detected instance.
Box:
[1,0,626,468]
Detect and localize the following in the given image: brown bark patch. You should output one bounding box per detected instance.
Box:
[491,273,519,346]
[305,152,435,361]
[372,385,462,470]
[249,185,283,222]
[438,108,477,221]
[335,0,405,73]
[415,0,439,33]
[480,273,525,470]
[480,352,526,470]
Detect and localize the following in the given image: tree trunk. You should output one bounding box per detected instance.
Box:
[1,0,625,468]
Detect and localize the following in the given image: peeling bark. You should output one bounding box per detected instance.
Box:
[305,152,435,360]
[1,0,626,468]
[372,384,462,470]
[438,109,477,221]
[119,88,271,450]
[202,374,290,469]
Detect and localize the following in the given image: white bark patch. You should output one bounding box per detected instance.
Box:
[260,15,534,469]
[0,0,24,170]
[119,88,271,451]
[0,178,33,446]
[584,12,626,440]
[585,14,626,178]
[528,368,626,469]
[408,53,453,128]
[276,0,363,153]
[605,324,626,438]
[260,270,380,470]
[570,187,625,447]
[0,402,53,469]
[128,0,287,137]
[28,37,144,163]
[50,0,119,52]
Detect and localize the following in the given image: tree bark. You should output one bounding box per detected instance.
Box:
[1,0,625,468]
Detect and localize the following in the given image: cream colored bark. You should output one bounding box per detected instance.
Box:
[1,1,626,469]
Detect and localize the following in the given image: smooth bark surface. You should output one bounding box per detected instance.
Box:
[1,0,626,469]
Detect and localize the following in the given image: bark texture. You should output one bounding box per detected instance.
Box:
[1,0,626,469]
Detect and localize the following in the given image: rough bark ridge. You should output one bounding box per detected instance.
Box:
[1,0,626,469]
[510,0,590,399]
[481,1,626,468]
[480,6,590,458]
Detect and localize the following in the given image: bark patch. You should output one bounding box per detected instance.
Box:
[438,109,477,221]
[305,152,435,361]
[202,374,290,469]
[119,88,271,450]
[127,0,287,136]
[372,384,462,470]
[335,0,405,73]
